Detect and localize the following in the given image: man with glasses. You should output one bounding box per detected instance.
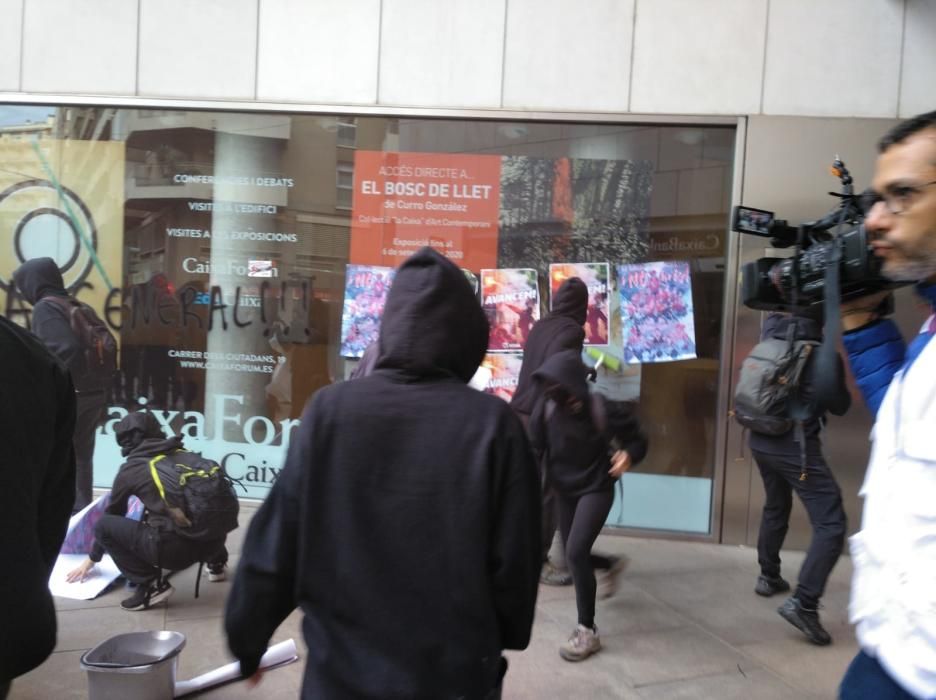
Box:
[838,110,936,700]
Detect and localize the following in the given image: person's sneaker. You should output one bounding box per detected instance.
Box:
[598,555,630,600]
[121,579,174,611]
[777,596,831,645]
[755,574,791,597]
[559,624,601,662]
[206,563,227,582]
[540,563,573,586]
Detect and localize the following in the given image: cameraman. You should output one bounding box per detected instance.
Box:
[837,110,936,700]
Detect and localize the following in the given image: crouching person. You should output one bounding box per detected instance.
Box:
[66,413,238,610]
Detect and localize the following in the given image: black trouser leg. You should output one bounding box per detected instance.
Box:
[157,533,225,571]
[556,490,615,629]
[205,543,228,567]
[792,457,846,607]
[94,515,161,584]
[751,451,846,608]
[95,515,228,582]
[72,395,106,513]
[754,454,794,579]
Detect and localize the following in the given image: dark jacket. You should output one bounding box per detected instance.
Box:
[749,313,851,456]
[510,277,587,417]
[0,317,76,682]
[225,247,541,699]
[528,349,638,497]
[87,413,185,562]
[12,258,86,380]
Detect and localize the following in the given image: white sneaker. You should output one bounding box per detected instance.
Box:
[598,555,629,600]
[207,564,227,582]
[559,624,601,661]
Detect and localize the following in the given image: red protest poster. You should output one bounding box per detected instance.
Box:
[350,151,501,271]
[479,352,524,401]
[549,262,611,346]
[481,268,539,351]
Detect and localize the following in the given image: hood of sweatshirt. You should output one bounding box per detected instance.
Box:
[376,247,489,383]
[115,412,183,458]
[12,257,68,305]
[549,277,588,326]
[531,349,590,404]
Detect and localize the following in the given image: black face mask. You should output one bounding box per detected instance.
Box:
[547,386,583,414]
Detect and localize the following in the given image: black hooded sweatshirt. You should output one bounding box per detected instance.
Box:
[510,277,588,418]
[748,313,851,457]
[87,412,186,563]
[528,349,646,498]
[0,317,76,682]
[12,258,86,379]
[225,248,541,699]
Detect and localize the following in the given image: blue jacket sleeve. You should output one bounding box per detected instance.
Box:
[842,319,905,418]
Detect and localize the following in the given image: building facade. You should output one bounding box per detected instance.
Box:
[1,0,934,546]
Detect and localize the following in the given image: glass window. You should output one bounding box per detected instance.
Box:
[0,105,733,534]
[336,163,354,209]
[337,117,357,148]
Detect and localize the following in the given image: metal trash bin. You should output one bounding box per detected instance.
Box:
[80,631,186,700]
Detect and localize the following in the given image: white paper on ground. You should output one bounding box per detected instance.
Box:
[174,638,299,698]
[49,553,122,600]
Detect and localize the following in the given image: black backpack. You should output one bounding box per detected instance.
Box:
[148,450,240,541]
[733,334,817,435]
[44,296,117,393]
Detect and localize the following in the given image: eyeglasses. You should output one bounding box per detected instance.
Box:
[859,180,936,216]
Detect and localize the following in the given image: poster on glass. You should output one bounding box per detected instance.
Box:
[617,261,696,364]
[481,268,539,351]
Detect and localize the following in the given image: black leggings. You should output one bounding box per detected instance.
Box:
[556,489,615,629]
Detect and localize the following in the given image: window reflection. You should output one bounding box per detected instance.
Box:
[0,106,733,529]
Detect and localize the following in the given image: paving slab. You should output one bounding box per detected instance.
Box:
[14,530,861,699]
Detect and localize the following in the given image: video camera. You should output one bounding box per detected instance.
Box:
[732,158,906,312]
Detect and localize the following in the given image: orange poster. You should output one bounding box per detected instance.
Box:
[350,151,501,271]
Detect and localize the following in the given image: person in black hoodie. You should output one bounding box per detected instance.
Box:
[511,276,588,586]
[65,412,229,611]
[225,247,541,700]
[13,257,106,512]
[748,311,850,646]
[0,317,76,699]
[529,349,648,662]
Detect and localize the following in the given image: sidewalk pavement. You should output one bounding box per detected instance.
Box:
[12,504,855,699]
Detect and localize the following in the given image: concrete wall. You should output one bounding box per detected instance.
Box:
[1,0,933,118]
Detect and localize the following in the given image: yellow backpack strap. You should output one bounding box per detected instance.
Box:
[149,454,168,501]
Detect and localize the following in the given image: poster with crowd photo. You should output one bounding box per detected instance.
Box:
[549,262,611,346]
[498,157,653,271]
[479,353,524,401]
[617,261,696,364]
[339,264,396,358]
[481,268,539,351]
